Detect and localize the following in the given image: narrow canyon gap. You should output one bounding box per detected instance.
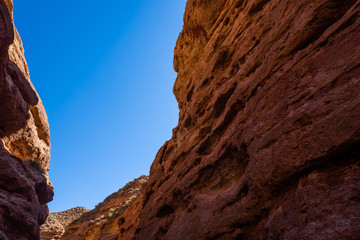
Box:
[1,0,359,239]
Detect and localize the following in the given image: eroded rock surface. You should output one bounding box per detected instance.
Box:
[3,0,51,186]
[133,0,360,239]
[61,176,148,240]
[0,0,53,239]
[40,207,89,240]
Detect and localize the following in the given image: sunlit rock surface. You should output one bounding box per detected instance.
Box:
[0,0,53,239]
[40,207,89,240]
[61,176,148,240]
[2,0,51,187]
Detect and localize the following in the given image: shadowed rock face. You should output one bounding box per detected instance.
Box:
[65,0,360,239]
[0,0,53,239]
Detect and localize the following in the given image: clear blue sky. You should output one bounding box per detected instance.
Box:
[14,0,186,212]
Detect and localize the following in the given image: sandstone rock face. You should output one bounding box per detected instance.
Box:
[0,0,53,239]
[40,207,89,240]
[61,176,148,240]
[3,0,52,186]
[133,0,360,239]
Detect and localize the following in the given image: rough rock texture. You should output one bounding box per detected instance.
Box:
[0,0,53,239]
[133,0,360,239]
[3,0,51,186]
[61,176,148,240]
[40,207,89,240]
[61,0,360,239]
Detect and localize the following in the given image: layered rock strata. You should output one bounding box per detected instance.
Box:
[134,0,360,239]
[40,207,89,240]
[61,176,148,240]
[0,0,53,239]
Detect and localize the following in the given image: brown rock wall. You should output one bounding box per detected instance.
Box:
[0,142,52,239]
[0,0,53,239]
[3,0,51,185]
[134,0,360,239]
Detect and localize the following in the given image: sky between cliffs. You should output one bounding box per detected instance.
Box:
[14,0,187,212]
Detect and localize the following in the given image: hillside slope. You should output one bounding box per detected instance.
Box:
[61,176,148,240]
[41,207,89,240]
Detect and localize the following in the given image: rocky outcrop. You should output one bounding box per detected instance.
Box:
[0,0,53,239]
[61,176,148,240]
[2,0,51,187]
[40,207,89,240]
[133,0,360,239]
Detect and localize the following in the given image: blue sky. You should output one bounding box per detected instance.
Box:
[14,0,187,212]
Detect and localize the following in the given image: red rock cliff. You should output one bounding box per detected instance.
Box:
[0,0,53,239]
[61,0,360,239]
[134,0,360,239]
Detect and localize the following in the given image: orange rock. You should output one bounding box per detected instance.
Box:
[61,176,149,240]
[40,207,89,240]
[2,0,52,188]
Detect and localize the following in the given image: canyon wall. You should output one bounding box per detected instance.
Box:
[0,0,53,239]
[136,0,360,239]
[62,0,360,239]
